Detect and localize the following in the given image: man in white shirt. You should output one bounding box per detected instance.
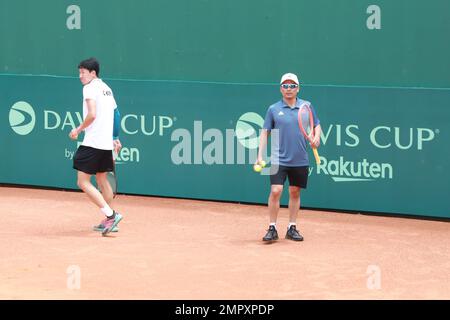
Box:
[69,57,123,236]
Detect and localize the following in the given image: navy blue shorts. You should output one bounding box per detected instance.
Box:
[269,165,309,188]
[73,146,114,175]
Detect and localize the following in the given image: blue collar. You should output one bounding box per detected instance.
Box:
[282,98,300,109]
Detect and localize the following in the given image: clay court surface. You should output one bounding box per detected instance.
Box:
[0,186,449,300]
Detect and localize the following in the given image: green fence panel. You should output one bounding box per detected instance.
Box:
[1,0,450,87]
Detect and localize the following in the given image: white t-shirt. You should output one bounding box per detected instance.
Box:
[81,78,117,150]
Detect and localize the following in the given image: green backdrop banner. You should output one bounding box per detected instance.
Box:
[1,75,448,218]
[1,0,449,217]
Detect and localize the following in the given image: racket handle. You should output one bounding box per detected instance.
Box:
[312,147,321,165]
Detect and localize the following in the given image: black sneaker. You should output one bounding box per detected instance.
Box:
[285,225,304,241]
[263,225,279,241]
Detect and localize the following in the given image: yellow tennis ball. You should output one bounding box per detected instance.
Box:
[253,164,262,172]
[260,160,266,168]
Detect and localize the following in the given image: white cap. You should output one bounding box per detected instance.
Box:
[280,73,299,85]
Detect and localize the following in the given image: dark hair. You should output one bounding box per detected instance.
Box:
[78,57,100,76]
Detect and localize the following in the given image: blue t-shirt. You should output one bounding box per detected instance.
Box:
[263,98,320,166]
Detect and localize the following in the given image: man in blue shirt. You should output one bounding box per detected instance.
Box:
[257,73,321,242]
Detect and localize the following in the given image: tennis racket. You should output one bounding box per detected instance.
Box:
[298,103,321,165]
[107,152,118,198]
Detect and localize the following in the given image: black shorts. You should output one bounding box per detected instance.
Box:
[269,165,309,188]
[73,146,114,175]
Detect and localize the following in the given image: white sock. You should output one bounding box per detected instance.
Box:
[288,223,296,229]
[100,206,114,217]
[269,222,276,227]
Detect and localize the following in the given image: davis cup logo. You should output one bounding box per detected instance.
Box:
[9,101,36,135]
[235,112,264,149]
